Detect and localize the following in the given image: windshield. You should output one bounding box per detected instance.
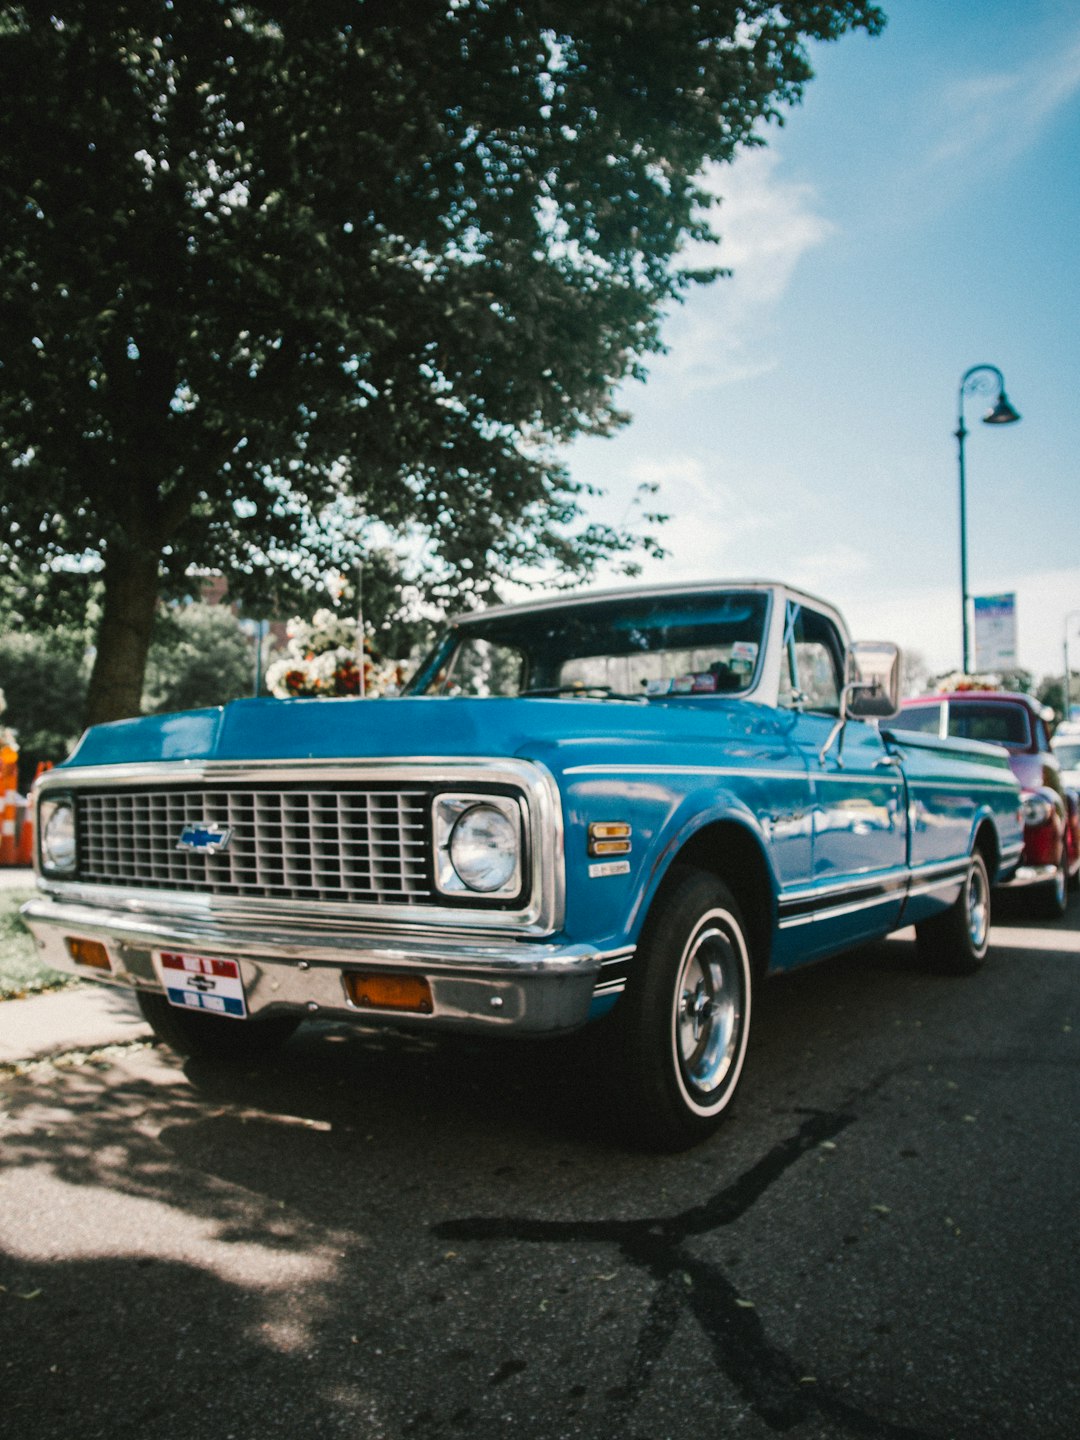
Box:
[405,590,770,699]
[1053,740,1080,769]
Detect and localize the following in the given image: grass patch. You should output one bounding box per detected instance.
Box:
[0,888,78,999]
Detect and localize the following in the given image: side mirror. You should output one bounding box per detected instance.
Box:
[846,641,901,720]
[819,641,903,766]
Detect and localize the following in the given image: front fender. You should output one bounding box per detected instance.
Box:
[1065,791,1080,874]
[1021,786,1067,868]
[634,789,780,928]
[559,772,783,958]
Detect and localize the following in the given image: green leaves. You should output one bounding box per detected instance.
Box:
[0,0,884,720]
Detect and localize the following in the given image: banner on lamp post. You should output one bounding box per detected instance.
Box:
[973,592,1017,671]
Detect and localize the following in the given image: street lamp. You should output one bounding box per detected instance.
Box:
[1065,610,1080,722]
[955,364,1021,673]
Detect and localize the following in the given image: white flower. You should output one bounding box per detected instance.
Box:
[266,607,403,698]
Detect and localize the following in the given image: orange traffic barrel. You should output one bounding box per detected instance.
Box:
[16,760,54,866]
[0,743,18,865]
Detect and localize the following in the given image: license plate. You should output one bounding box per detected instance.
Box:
[157,951,247,1018]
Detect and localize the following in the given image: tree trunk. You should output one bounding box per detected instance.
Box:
[84,547,161,726]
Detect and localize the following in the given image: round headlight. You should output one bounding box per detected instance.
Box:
[1021,792,1054,828]
[449,804,519,893]
[41,800,76,872]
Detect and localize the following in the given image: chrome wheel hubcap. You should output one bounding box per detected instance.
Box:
[968,862,989,950]
[676,923,742,1099]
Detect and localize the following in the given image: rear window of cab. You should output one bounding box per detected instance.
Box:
[894,701,1033,750]
[945,702,1032,749]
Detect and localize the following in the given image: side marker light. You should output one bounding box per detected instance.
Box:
[343,972,433,1014]
[66,937,111,971]
[588,821,632,857]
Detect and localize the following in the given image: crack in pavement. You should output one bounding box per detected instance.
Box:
[435,1107,941,1438]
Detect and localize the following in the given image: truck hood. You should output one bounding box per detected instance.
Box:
[63,694,787,777]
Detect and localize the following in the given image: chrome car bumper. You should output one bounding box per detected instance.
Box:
[999,863,1059,889]
[20,896,604,1035]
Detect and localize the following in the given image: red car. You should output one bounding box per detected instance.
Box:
[894,689,1080,917]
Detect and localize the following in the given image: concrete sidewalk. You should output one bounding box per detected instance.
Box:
[0,983,151,1065]
[1,870,153,1064]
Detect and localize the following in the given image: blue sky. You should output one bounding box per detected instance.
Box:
[561,0,1080,684]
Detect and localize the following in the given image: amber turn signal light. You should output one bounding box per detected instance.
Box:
[66,937,111,971]
[588,821,632,857]
[343,971,433,1014]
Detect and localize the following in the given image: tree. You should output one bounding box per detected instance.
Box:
[1,0,885,724]
[1035,674,1080,725]
[0,632,90,787]
[0,567,96,785]
[141,600,257,713]
[900,647,929,698]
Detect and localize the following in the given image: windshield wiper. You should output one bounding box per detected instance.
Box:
[518,685,647,704]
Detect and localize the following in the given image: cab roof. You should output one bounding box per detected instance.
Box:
[451,579,836,626]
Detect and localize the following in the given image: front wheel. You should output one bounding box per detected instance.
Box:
[608,869,753,1151]
[915,850,991,974]
[136,992,300,1060]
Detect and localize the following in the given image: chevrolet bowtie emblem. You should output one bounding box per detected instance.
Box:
[176,822,232,854]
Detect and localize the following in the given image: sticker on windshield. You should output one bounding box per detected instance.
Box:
[730,641,759,673]
[645,678,673,695]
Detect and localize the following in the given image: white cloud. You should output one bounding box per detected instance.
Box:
[785,544,874,599]
[696,151,836,300]
[836,566,1080,682]
[926,23,1080,171]
[659,148,836,389]
[623,455,777,565]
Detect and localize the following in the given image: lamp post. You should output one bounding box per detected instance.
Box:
[1065,610,1080,722]
[955,364,1021,673]
[238,618,269,696]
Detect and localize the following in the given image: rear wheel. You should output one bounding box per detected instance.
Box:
[1034,851,1068,919]
[608,869,752,1151]
[136,992,300,1060]
[915,850,991,974]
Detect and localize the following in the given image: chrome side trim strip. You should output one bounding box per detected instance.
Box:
[903,873,968,902]
[592,947,635,996]
[564,763,1017,796]
[777,888,905,931]
[563,763,804,782]
[776,857,971,930]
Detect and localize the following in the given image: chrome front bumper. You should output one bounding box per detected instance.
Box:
[20,895,604,1035]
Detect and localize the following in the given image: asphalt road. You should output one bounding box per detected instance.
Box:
[2,895,1078,1440]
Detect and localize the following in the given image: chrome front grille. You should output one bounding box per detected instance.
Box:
[76,784,434,903]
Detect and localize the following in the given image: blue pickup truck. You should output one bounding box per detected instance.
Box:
[23,581,1023,1148]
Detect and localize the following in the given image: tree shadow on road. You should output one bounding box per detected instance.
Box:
[3,931,1076,1439]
